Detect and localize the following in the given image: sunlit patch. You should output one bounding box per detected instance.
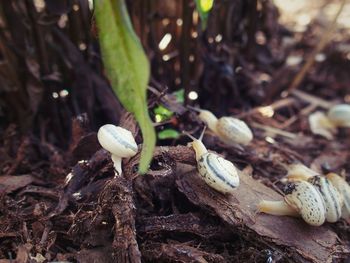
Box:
[235,67,242,73]
[188,91,198,100]
[191,31,198,38]
[162,54,171,61]
[72,192,81,199]
[52,92,59,99]
[281,91,289,98]
[265,136,276,144]
[78,160,88,164]
[58,15,68,28]
[258,106,274,118]
[162,18,170,26]
[65,172,74,184]
[215,34,223,42]
[158,33,172,51]
[286,55,302,66]
[255,31,266,45]
[315,53,326,62]
[192,11,199,24]
[73,4,79,12]
[34,0,45,12]
[155,114,162,123]
[59,89,69,98]
[176,19,183,26]
[259,73,271,83]
[79,42,87,51]
[189,55,195,62]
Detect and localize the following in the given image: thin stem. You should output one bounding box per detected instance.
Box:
[111,155,122,176]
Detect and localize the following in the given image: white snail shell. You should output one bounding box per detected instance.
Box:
[327,104,350,128]
[308,111,336,140]
[308,175,343,223]
[216,117,253,146]
[285,163,319,180]
[97,124,138,158]
[189,131,240,194]
[284,181,326,226]
[198,109,253,146]
[97,124,138,175]
[326,173,350,220]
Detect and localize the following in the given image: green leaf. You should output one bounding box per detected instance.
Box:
[154,105,174,121]
[95,0,155,174]
[194,0,214,30]
[173,89,185,104]
[158,129,180,140]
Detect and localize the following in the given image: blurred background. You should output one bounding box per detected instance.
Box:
[0,0,349,146]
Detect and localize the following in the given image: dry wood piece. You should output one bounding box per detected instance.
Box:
[137,213,228,239]
[175,164,348,263]
[100,178,141,263]
[0,174,35,194]
[141,242,226,263]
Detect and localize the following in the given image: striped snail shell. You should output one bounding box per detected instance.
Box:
[308,175,343,223]
[216,117,253,146]
[97,124,138,175]
[284,164,343,223]
[326,173,350,220]
[327,104,350,128]
[186,129,240,194]
[258,181,326,226]
[196,109,253,146]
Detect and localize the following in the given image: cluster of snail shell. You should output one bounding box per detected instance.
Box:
[184,107,255,194]
[309,104,350,139]
[96,105,350,227]
[96,108,253,194]
[258,163,350,226]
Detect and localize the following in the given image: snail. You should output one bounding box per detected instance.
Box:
[185,128,240,194]
[308,111,336,140]
[97,124,138,175]
[282,163,343,223]
[258,180,326,226]
[326,173,350,220]
[308,104,350,139]
[282,163,319,180]
[188,106,253,146]
[327,104,350,128]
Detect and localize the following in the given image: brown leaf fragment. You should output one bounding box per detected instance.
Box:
[175,164,349,263]
[0,175,35,194]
